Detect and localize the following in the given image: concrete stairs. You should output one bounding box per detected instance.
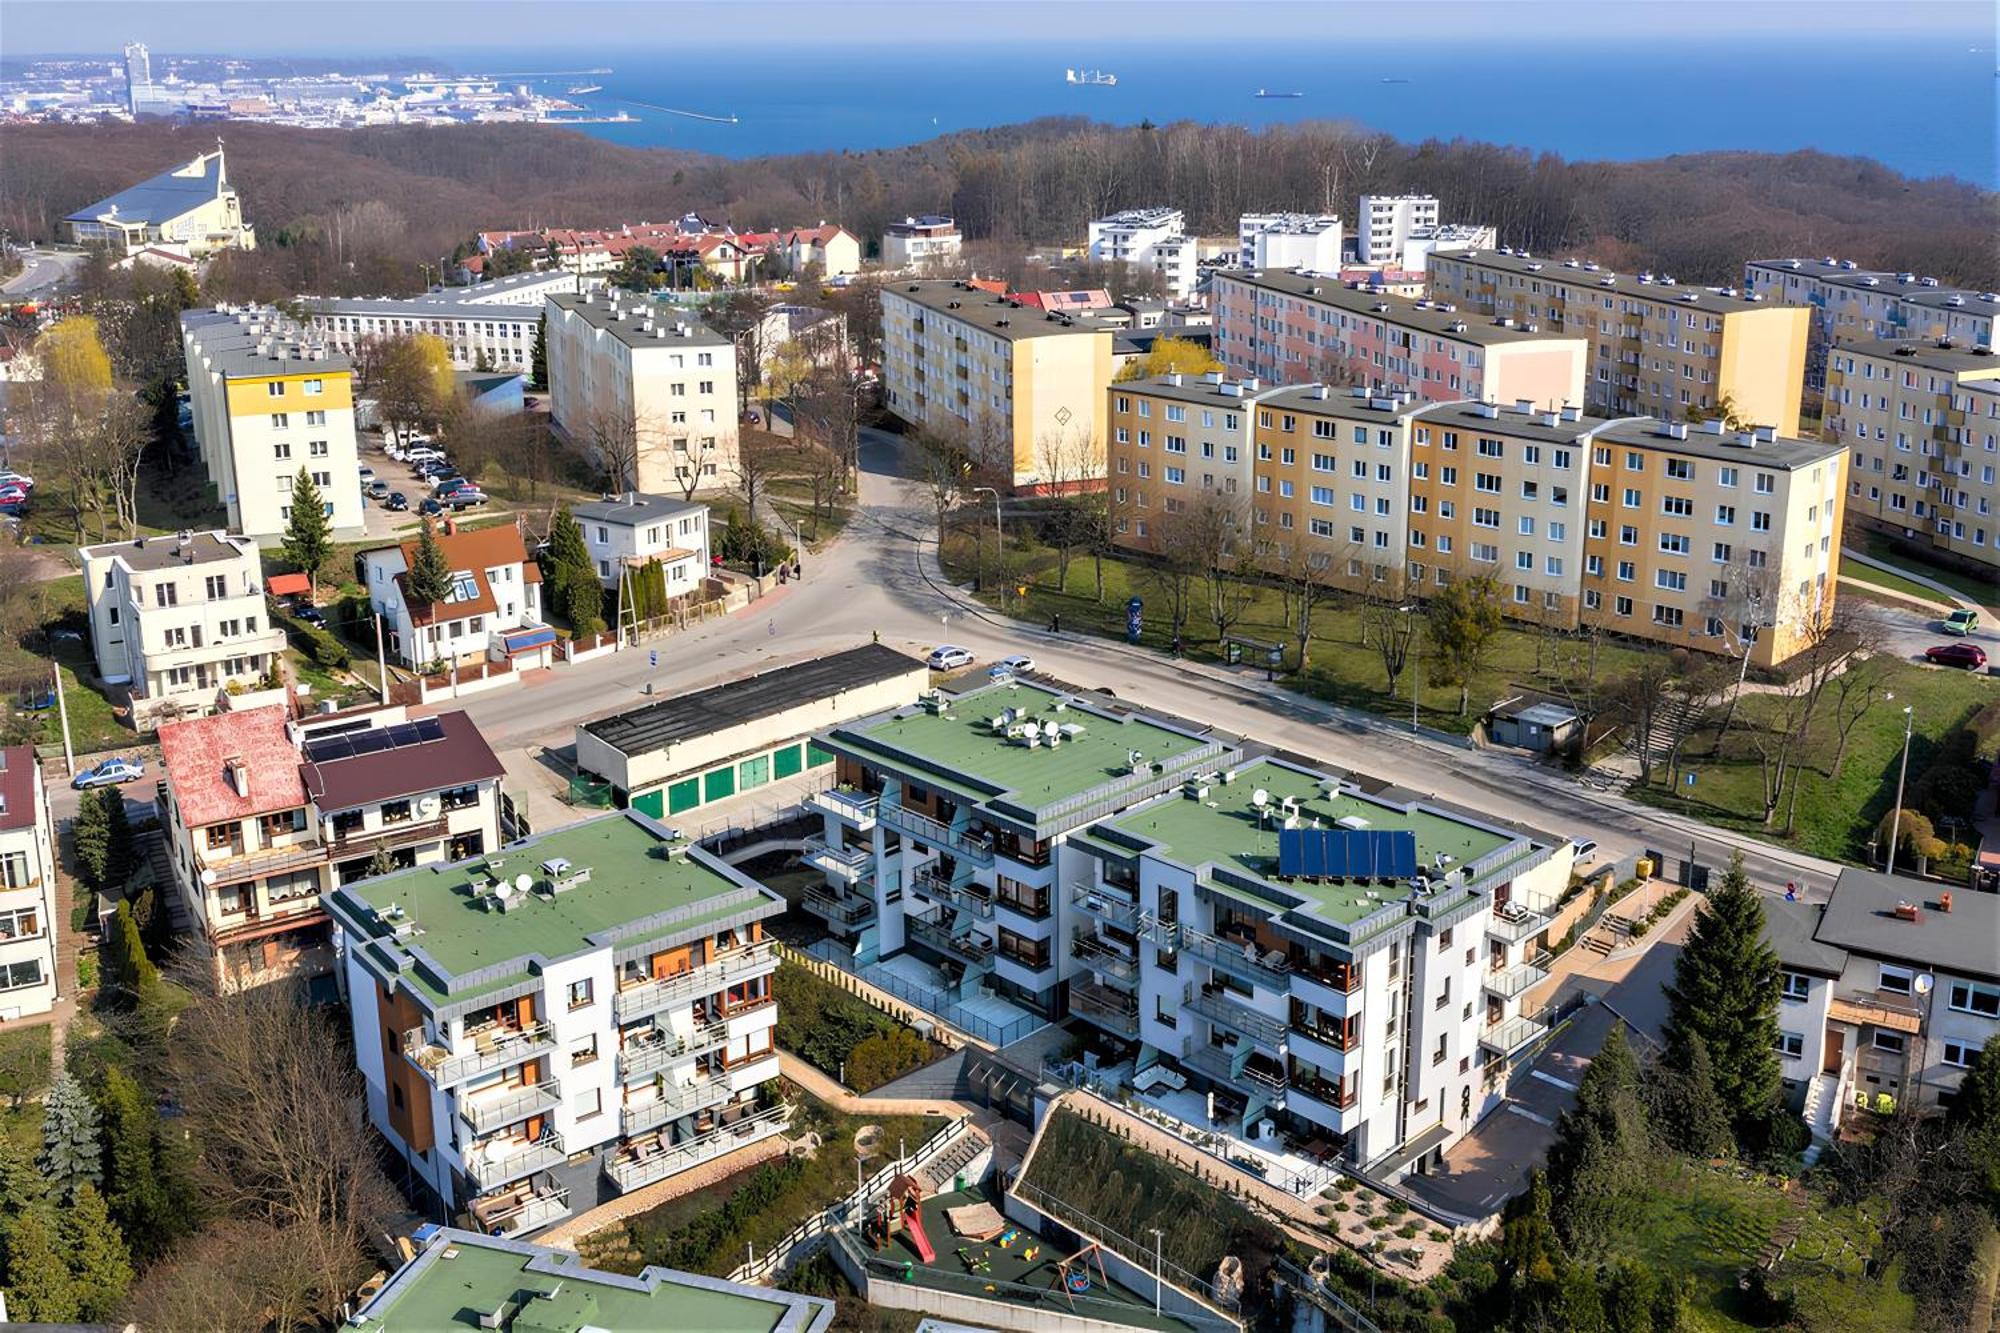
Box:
[133,829,191,932]
[864,1049,973,1102]
[1633,690,1705,773]
[1800,1072,1839,1165]
[919,1124,991,1194]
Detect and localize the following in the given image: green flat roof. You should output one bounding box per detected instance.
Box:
[1097,758,1520,925]
[828,682,1217,822]
[353,1229,831,1332]
[334,812,777,998]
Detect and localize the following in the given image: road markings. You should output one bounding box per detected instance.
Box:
[1530,1070,1579,1092]
[1505,1102,1555,1127]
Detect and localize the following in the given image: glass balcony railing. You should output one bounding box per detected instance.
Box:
[466,1132,566,1191]
[617,1018,733,1083]
[410,1022,555,1089]
[606,1105,791,1193]
[1180,926,1292,991]
[613,942,777,1022]
[459,1081,560,1134]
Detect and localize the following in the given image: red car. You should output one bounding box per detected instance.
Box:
[0,484,29,506]
[1925,643,1988,669]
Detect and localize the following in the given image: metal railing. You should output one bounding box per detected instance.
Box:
[877,802,993,864]
[620,1074,732,1134]
[469,1181,570,1239]
[906,912,995,963]
[415,1022,556,1089]
[797,939,1045,1048]
[1483,961,1548,1000]
[1071,981,1141,1037]
[802,836,873,881]
[1480,1013,1547,1056]
[605,1104,790,1193]
[1187,989,1288,1049]
[810,788,879,826]
[613,941,778,1022]
[911,867,995,919]
[459,1081,560,1134]
[617,1018,733,1082]
[1485,902,1549,944]
[195,837,326,883]
[1179,925,1292,991]
[802,884,875,926]
[1069,933,1140,983]
[1007,1178,1240,1331]
[466,1132,567,1190]
[327,815,450,856]
[1070,885,1143,931]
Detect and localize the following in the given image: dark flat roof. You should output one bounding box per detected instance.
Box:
[1759,898,1847,978]
[82,530,254,573]
[300,710,503,812]
[0,746,38,832]
[1814,867,1999,982]
[583,644,926,757]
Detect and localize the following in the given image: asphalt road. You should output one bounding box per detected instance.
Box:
[1,248,85,297]
[441,423,1848,899]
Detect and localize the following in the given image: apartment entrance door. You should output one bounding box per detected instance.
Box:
[1823,1026,1844,1074]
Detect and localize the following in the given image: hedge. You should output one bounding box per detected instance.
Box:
[772,962,942,1092]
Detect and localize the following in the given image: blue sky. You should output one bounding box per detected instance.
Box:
[5,0,1990,55]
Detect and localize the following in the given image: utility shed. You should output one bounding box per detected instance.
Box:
[1487,696,1582,754]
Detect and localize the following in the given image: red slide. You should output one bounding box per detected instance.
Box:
[904,1202,936,1264]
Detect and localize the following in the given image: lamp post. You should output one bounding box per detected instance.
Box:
[1397,604,1420,733]
[972,485,1003,604]
[1885,704,1914,876]
[1149,1226,1164,1316]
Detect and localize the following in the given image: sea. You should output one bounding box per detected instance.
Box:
[453,39,1998,186]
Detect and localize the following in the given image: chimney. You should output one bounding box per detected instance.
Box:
[1514,398,1532,414]
[223,757,251,798]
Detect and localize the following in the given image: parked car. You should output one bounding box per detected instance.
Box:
[0,485,29,506]
[386,491,410,512]
[988,654,1036,680]
[1571,838,1599,862]
[926,645,974,671]
[442,490,488,510]
[358,465,377,484]
[73,756,145,789]
[406,447,445,465]
[1925,643,1988,669]
[294,605,327,627]
[0,470,35,490]
[367,479,391,499]
[418,497,445,518]
[1941,608,1980,636]
[433,478,473,498]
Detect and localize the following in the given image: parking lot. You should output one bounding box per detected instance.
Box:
[355,426,499,539]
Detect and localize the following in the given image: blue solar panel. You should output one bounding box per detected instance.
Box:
[1276,828,1419,882]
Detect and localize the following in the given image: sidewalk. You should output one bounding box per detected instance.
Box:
[1841,545,1989,614]
[779,1051,980,1119]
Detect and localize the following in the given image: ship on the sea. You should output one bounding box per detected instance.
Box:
[1255,88,1303,98]
[1065,68,1118,86]
[567,83,603,94]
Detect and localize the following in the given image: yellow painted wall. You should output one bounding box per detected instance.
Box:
[1717,305,1809,436]
[223,369,354,417]
[1010,334,1111,487]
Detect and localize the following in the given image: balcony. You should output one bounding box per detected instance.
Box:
[802,837,873,884]
[621,1073,732,1135]
[1069,934,1139,985]
[1828,992,1922,1035]
[613,941,778,1023]
[467,1179,569,1239]
[1070,981,1140,1037]
[1179,926,1292,992]
[810,788,879,830]
[801,884,875,928]
[906,912,995,965]
[877,803,994,866]
[459,1081,560,1134]
[1188,988,1288,1053]
[1485,902,1549,944]
[194,836,326,885]
[1480,1013,1548,1057]
[1183,1042,1286,1097]
[911,867,995,919]
[328,815,450,859]
[410,1022,556,1089]
[1071,886,1143,932]
[606,1104,791,1193]
[1483,961,1549,1001]
[618,1018,732,1083]
[466,1132,567,1191]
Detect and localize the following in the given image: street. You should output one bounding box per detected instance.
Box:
[1,248,85,298]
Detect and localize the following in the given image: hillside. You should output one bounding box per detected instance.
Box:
[4,118,1993,298]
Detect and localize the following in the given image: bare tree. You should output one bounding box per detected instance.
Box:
[913,423,969,547]
[733,432,788,527]
[1035,428,1099,591]
[1192,490,1255,645]
[1273,540,1341,671]
[672,435,720,502]
[1700,552,1782,750]
[964,407,1015,491]
[1359,569,1419,697]
[1613,651,1689,788]
[124,1218,325,1333]
[1751,595,1874,831]
[1825,651,1890,779]
[585,404,643,491]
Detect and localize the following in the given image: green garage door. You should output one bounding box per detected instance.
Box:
[739,754,770,790]
[633,788,665,819]
[772,743,803,779]
[807,741,835,768]
[667,777,701,815]
[703,766,736,803]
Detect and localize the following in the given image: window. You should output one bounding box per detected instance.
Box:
[568,978,595,1010]
[1949,981,2000,1018]
[1944,1039,1984,1069]
[573,1087,603,1120]
[0,905,40,939]
[273,442,292,460]
[381,799,412,825]
[1878,965,1913,996]
[570,1035,599,1067]
[448,571,479,602]
[1776,1031,1804,1059]
[0,959,44,993]
[1780,971,1811,1001]
[1871,1030,1906,1054]
[270,413,289,429]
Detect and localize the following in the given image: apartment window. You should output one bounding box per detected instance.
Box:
[440,784,480,811]
[1776,1031,1804,1059]
[270,413,289,429]
[157,582,179,607]
[266,382,285,397]
[1878,965,1913,996]
[1872,1031,1906,1054]
[0,960,44,993]
[273,442,292,460]
[567,978,595,1010]
[1949,981,2000,1018]
[381,799,412,826]
[1780,971,1811,1001]
[570,1035,599,1067]
[0,905,40,938]
[1944,1040,1984,1069]
[259,809,304,841]
[302,378,323,395]
[997,928,1051,970]
[1665,458,1694,481]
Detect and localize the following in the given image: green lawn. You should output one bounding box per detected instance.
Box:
[940,531,1658,737]
[1838,557,1944,605]
[22,452,226,549]
[0,575,139,754]
[769,476,853,550]
[1631,658,1996,862]
[1852,532,1999,612]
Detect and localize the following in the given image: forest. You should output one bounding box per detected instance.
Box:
[3,116,1994,302]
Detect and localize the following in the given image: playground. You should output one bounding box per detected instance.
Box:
[855,1179,1196,1331]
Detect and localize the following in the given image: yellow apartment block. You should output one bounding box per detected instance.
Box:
[1426,250,1810,437]
[1827,338,2000,574]
[881,281,1114,492]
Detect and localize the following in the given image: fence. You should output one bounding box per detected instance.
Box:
[795,938,1045,1048]
[725,1114,975,1286]
[1275,1257,1384,1333]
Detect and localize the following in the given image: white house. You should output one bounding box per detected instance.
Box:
[0,746,59,1020]
[1088,208,1197,301]
[1357,195,1440,265]
[360,521,550,670]
[80,529,289,727]
[882,215,962,271]
[571,493,712,595]
[1237,213,1344,272]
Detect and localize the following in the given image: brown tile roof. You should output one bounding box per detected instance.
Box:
[300,710,504,811]
[0,746,39,832]
[388,524,537,627]
[158,706,306,827]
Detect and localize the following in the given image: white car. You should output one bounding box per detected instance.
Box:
[926,645,974,671]
[358,465,377,484]
[988,654,1036,679]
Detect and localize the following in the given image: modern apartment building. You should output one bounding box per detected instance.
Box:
[1088,208,1198,301]
[304,271,589,372]
[544,291,740,497]
[79,529,289,727]
[360,521,549,670]
[570,493,712,594]
[879,281,1114,492]
[328,810,787,1235]
[1743,257,1995,389]
[1825,338,2000,573]
[1356,195,1439,265]
[1425,250,1811,435]
[1400,224,1498,275]
[0,747,60,1021]
[1212,269,1588,411]
[65,148,255,258]
[883,214,963,270]
[157,704,505,988]
[1237,213,1344,273]
[1765,869,1997,1143]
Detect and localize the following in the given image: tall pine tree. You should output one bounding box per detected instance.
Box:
[1643,1031,1735,1159]
[1661,851,1782,1135]
[2,1205,78,1321]
[97,1065,197,1260]
[72,787,109,892]
[282,468,334,588]
[100,787,135,892]
[60,1182,133,1319]
[530,311,548,388]
[39,1070,102,1199]
[1545,1026,1646,1258]
[407,517,453,610]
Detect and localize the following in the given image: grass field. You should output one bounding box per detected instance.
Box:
[1838,557,1945,605]
[769,475,853,550]
[1851,532,1998,611]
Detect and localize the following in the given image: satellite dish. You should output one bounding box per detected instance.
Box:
[1914,973,1934,996]
[1252,788,1270,808]
[515,873,534,894]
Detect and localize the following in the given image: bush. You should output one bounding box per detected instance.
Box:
[772,963,940,1092]
[288,617,350,669]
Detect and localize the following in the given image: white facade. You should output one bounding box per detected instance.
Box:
[0,750,59,1021]
[883,215,962,270]
[1400,224,1498,275]
[1237,214,1344,273]
[80,530,288,726]
[1357,196,1440,265]
[360,525,546,669]
[572,494,712,593]
[1089,208,1198,301]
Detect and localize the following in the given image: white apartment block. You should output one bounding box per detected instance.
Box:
[1400,224,1499,275]
[157,704,505,989]
[1357,196,1440,265]
[1743,257,1996,389]
[805,681,1575,1171]
[882,215,963,270]
[1765,869,1998,1143]
[327,810,787,1237]
[304,271,593,373]
[180,307,366,542]
[360,522,549,670]
[1237,214,1344,273]
[545,292,740,497]
[571,493,712,594]
[0,748,59,1021]
[1089,208,1198,301]
[80,530,289,727]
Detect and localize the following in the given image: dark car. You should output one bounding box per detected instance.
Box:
[386,491,410,511]
[295,605,327,627]
[444,491,488,510]
[418,497,445,518]
[1924,643,1988,670]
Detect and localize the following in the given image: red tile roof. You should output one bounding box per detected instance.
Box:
[386,523,538,627]
[158,706,306,827]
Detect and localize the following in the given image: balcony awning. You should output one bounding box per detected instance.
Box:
[1370,1118,1452,1177]
[1828,996,1922,1034]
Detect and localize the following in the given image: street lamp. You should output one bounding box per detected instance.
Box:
[1397,604,1421,734]
[1149,1226,1164,1316]
[972,485,1003,603]
[1885,704,1914,876]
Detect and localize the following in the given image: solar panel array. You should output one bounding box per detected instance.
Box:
[1276,828,1419,882]
[303,716,445,765]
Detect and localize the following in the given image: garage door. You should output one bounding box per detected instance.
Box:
[633,788,665,819]
[739,754,770,790]
[703,766,735,803]
[667,777,701,815]
[772,744,803,779]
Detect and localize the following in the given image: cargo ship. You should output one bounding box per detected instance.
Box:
[1255,89,1303,98]
[1065,68,1118,86]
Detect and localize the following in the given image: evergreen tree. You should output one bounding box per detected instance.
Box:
[2,1205,78,1321]
[406,517,453,609]
[97,1065,194,1260]
[99,786,136,892]
[39,1070,102,1199]
[530,311,548,389]
[0,1132,47,1215]
[1545,1027,1646,1257]
[281,468,334,588]
[1643,1032,1734,1159]
[59,1182,133,1319]
[1661,852,1782,1134]
[72,786,109,892]
[545,505,591,613]
[108,901,159,1005]
[1948,1036,2000,1137]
